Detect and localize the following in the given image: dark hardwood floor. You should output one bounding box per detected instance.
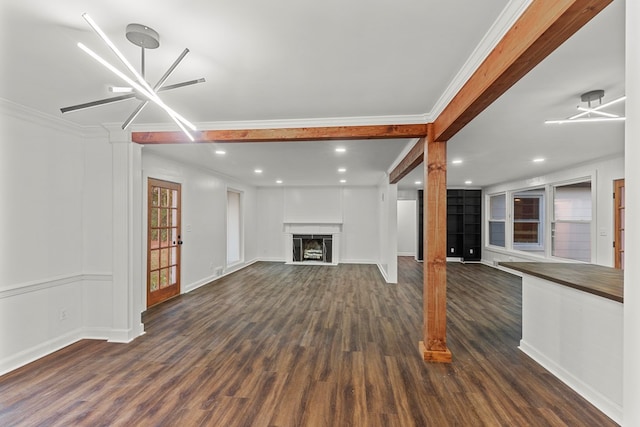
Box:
[0,258,617,426]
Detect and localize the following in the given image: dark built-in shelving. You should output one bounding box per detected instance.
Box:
[416,189,481,262]
[447,189,481,261]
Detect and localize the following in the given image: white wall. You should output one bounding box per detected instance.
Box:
[482,156,624,267]
[341,187,380,263]
[256,186,382,265]
[397,200,417,256]
[624,1,640,424]
[377,179,398,283]
[0,101,114,374]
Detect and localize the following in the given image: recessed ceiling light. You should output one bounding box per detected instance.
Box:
[276,179,283,184]
[335,147,346,153]
[338,168,347,173]
[254,168,263,174]
[533,158,545,163]
[452,159,463,164]
[215,150,226,155]
[415,181,422,185]
[465,180,472,185]
[340,179,347,184]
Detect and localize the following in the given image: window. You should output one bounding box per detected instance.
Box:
[488,194,506,247]
[552,181,591,262]
[227,190,242,265]
[512,189,544,253]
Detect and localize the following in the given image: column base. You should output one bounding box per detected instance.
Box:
[419,341,452,363]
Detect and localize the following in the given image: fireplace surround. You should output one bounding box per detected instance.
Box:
[283,222,341,265]
[293,234,332,263]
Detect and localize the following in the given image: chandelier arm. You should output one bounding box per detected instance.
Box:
[158,78,206,92]
[153,49,190,90]
[61,93,136,113]
[122,101,149,130]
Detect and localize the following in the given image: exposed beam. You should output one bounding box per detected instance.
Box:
[433,0,612,142]
[389,137,425,184]
[420,123,451,363]
[131,124,428,144]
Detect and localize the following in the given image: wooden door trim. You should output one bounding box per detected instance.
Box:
[614,179,624,269]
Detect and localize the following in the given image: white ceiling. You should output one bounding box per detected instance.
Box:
[0,0,625,189]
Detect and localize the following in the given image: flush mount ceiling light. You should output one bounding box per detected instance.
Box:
[61,14,205,140]
[545,90,626,125]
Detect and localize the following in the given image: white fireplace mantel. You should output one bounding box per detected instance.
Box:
[283,221,342,235]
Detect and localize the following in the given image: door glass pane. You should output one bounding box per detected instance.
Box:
[171,190,178,208]
[170,266,177,284]
[160,248,168,268]
[172,208,178,226]
[151,229,159,249]
[150,271,159,292]
[152,188,160,207]
[161,209,168,227]
[150,250,160,270]
[160,268,169,288]
[171,247,177,265]
[151,208,159,227]
[161,229,169,247]
[161,188,169,207]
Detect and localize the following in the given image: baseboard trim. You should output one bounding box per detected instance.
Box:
[0,329,83,376]
[519,340,621,424]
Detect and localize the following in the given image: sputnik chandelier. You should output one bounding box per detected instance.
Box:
[545,90,626,125]
[61,13,204,140]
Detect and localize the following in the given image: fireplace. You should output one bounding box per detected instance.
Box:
[292,234,333,263]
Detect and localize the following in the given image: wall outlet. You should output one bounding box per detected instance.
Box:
[59,308,68,321]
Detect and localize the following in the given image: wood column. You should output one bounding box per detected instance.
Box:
[419,123,451,363]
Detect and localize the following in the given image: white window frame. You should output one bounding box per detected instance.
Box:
[487,193,506,248]
[512,189,545,253]
[550,178,593,263]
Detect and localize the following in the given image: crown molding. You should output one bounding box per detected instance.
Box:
[130,113,430,133]
[427,0,533,121]
[0,98,107,139]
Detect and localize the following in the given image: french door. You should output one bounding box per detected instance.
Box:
[147,178,182,307]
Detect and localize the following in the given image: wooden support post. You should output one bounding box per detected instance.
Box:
[419,123,451,363]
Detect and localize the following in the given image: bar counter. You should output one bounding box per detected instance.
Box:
[499,261,623,424]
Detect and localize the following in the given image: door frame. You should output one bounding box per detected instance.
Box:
[146,177,182,308]
[614,178,624,269]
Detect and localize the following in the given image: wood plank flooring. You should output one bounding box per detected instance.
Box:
[0,258,617,426]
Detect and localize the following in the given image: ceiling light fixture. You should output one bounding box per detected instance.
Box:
[465,180,472,185]
[254,169,263,174]
[335,148,346,153]
[415,181,422,185]
[61,14,205,140]
[215,150,226,155]
[340,179,347,184]
[545,90,626,125]
[452,159,463,164]
[338,168,347,173]
[533,158,545,163]
[276,180,283,184]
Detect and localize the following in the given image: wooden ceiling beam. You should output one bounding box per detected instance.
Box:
[432,0,612,142]
[389,137,425,184]
[131,124,428,144]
